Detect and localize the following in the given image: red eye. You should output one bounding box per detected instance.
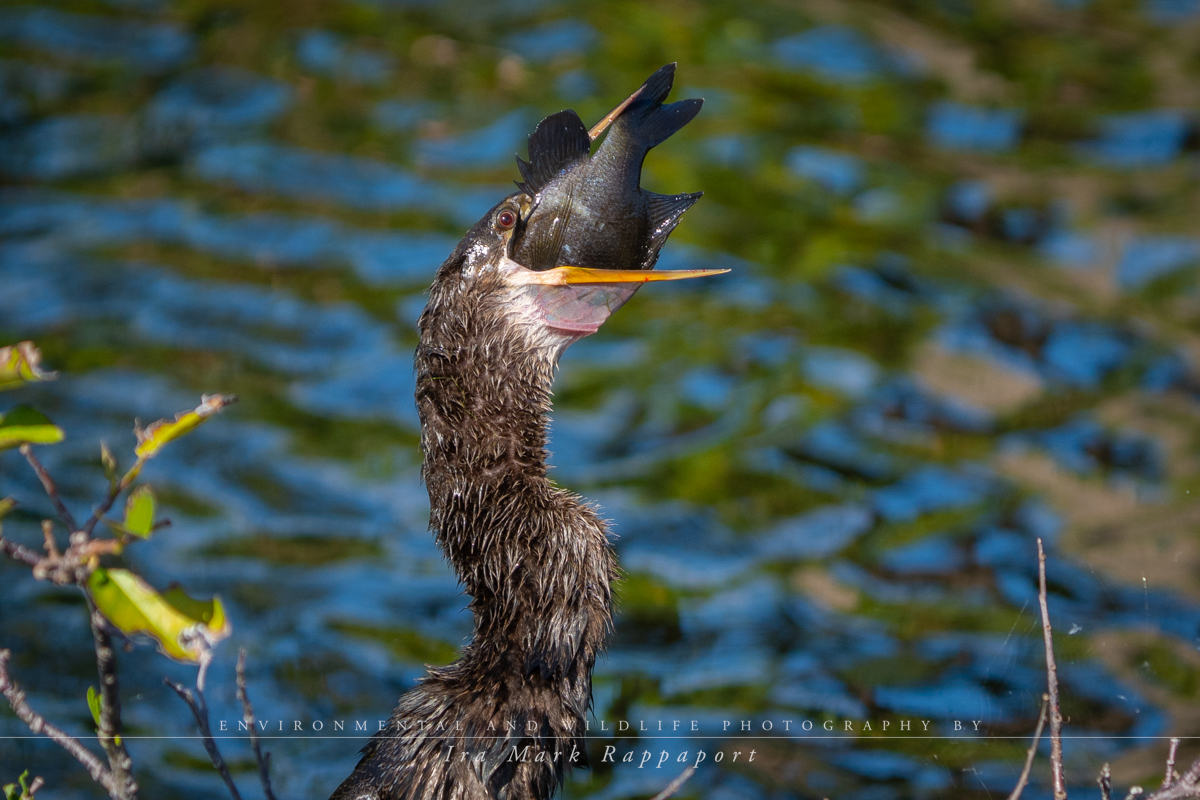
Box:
[497,210,516,229]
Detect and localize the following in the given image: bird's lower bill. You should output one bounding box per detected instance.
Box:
[502,261,729,337]
[515,283,643,335]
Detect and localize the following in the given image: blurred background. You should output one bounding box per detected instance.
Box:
[3,0,1200,797]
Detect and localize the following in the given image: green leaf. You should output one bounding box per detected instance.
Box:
[85,687,120,745]
[87,568,231,663]
[0,497,14,520]
[0,343,55,392]
[86,687,120,746]
[134,394,237,459]
[2,771,31,800]
[86,687,101,729]
[0,407,64,451]
[123,487,155,538]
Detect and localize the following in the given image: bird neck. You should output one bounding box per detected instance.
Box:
[415,330,555,516]
[414,325,613,679]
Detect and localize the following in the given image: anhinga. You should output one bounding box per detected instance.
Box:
[331,64,719,800]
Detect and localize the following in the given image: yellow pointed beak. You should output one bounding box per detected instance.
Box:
[509,266,730,286]
[588,85,645,141]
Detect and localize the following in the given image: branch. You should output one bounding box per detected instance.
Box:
[236,649,277,800]
[87,602,136,799]
[0,535,41,567]
[1100,764,1112,800]
[1007,695,1049,800]
[19,445,78,532]
[167,652,243,800]
[1166,739,1181,789]
[0,649,117,797]
[1037,538,1067,800]
[81,457,145,539]
[1142,750,1200,799]
[650,765,696,800]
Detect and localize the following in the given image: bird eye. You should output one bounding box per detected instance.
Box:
[496,210,516,230]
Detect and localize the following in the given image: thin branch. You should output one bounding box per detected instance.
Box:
[0,535,41,567]
[167,651,243,800]
[1184,756,1200,786]
[1101,764,1112,800]
[0,649,117,797]
[81,457,145,538]
[1142,754,1200,799]
[20,445,79,532]
[1166,739,1181,789]
[88,602,137,800]
[649,765,696,800]
[1007,695,1049,800]
[41,521,59,558]
[1037,538,1067,800]
[236,649,278,800]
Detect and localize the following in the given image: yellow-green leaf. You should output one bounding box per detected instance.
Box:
[123,486,155,538]
[86,686,101,729]
[87,568,231,663]
[162,585,228,632]
[134,394,237,459]
[0,497,14,520]
[85,686,120,745]
[0,407,64,451]
[2,770,34,800]
[0,342,55,392]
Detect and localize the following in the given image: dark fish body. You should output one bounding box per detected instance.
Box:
[510,63,703,273]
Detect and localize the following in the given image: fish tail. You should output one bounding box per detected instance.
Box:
[620,63,703,149]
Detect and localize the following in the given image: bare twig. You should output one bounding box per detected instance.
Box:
[167,651,243,800]
[19,445,79,533]
[236,649,277,800]
[1037,538,1067,800]
[1142,753,1200,799]
[1166,739,1181,788]
[88,602,137,800]
[649,765,696,800]
[40,520,59,558]
[1007,695,1049,800]
[1125,788,1145,799]
[1101,764,1112,800]
[0,649,117,797]
[81,450,151,537]
[81,457,144,539]
[1184,757,1200,786]
[0,535,41,567]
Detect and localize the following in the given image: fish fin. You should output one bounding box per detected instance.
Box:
[631,98,704,149]
[636,62,678,108]
[618,63,704,149]
[514,156,535,196]
[520,110,590,195]
[643,190,702,269]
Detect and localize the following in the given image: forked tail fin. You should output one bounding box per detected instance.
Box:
[613,63,703,150]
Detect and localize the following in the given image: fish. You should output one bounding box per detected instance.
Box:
[509,63,704,274]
